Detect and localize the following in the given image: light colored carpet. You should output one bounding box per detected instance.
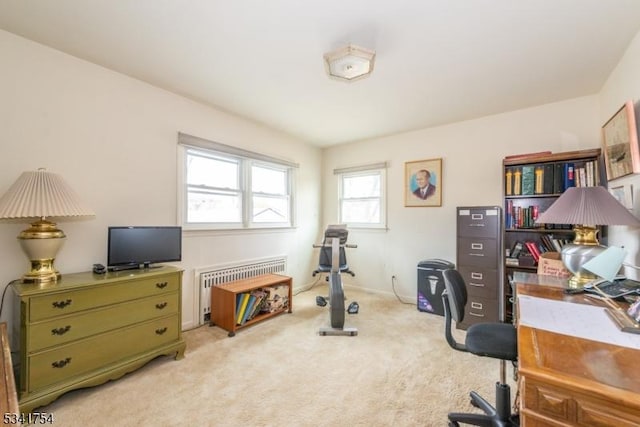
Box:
[38,284,516,426]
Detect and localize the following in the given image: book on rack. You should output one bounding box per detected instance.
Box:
[524,241,541,262]
[521,165,535,195]
[543,163,554,194]
[240,294,257,325]
[513,168,522,195]
[553,163,563,193]
[563,162,575,189]
[534,165,544,194]
[247,289,267,320]
[505,168,513,196]
[236,293,251,324]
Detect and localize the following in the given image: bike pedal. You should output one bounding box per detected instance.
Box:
[347,301,359,314]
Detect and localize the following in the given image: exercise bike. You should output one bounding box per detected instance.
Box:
[312,225,358,336]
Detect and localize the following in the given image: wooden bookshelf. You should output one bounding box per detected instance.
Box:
[209,273,292,337]
[502,148,606,323]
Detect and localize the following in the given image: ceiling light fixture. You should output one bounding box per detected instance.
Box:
[324,45,376,82]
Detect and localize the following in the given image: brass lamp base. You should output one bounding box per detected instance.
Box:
[18,219,66,284]
[561,225,605,289]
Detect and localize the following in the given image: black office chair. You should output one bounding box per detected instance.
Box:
[441,269,519,427]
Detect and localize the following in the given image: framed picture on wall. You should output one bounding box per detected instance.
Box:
[602,100,640,180]
[405,158,442,207]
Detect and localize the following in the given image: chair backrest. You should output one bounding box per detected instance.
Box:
[318,246,348,271]
[442,269,469,352]
[442,269,467,323]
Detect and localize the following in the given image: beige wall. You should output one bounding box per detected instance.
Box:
[321,97,602,299]
[2,24,640,328]
[599,30,640,277]
[0,30,322,330]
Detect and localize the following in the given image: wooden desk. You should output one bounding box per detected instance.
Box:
[516,276,640,426]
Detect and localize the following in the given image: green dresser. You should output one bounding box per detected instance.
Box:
[11,266,186,412]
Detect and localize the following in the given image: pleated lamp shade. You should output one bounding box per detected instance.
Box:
[535,186,639,226]
[535,186,640,288]
[0,169,94,284]
[0,169,94,219]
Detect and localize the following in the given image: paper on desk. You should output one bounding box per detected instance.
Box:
[518,295,640,349]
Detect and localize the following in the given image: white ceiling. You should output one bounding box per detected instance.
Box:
[2,1,640,147]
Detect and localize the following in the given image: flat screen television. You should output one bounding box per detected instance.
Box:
[107,226,182,270]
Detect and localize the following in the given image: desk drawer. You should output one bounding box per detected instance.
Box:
[522,376,640,427]
[29,274,180,321]
[28,292,179,352]
[27,314,180,391]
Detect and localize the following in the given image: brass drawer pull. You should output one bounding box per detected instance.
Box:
[52,299,72,309]
[52,357,71,368]
[156,281,168,289]
[51,326,71,335]
[155,327,168,335]
[155,302,168,310]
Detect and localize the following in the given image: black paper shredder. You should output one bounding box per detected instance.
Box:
[417,259,455,315]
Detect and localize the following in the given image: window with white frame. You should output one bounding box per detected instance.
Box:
[178,133,296,230]
[336,163,387,228]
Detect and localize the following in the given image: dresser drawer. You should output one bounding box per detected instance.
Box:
[27,314,180,391]
[28,292,179,352]
[457,207,500,238]
[458,266,498,299]
[457,237,498,268]
[464,295,498,323]
[29,273,180,322]
[522,376,640,427]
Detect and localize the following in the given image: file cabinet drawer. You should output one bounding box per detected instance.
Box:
[458,266,498,299]
[28,292,179,352]
[464,296,498,323]
[28,314,180,391]
[457,208,500,238]
[29,273,180,322]
[457,237,498,268]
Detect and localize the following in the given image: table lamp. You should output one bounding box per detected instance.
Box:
[535,186,640,288]
[0,169,95,283]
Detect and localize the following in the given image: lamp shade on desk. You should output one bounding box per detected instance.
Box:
[536,186,640,287]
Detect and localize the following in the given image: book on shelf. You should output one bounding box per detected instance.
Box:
[513,168,522,195]
[521,165,535,195]
[563,162,575,189]
[240,294,257,325]
[505,168,513,196]
[553,163,563,193]
[534,165,544,194]
[236,293,251,325]
[524,241,542,262]
[543,163,554,194]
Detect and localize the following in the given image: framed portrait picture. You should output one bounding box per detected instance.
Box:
[601,100,640,181]
[405,158,442,207]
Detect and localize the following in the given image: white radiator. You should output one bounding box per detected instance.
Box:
[197,256,287,325]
